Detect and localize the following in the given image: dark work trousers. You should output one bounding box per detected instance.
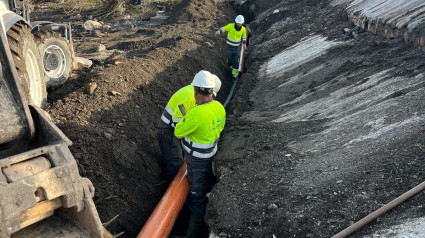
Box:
[157,127,184,183]
[225,44,240,70]
[185,152,214,219]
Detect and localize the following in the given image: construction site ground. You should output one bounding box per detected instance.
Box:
[32,0,425,237]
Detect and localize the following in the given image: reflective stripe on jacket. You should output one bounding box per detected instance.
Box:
[175,100,226,159]
[221,23,247,46]
[160,85,196,128]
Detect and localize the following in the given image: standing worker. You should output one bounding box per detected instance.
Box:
[215,15,247,79]
[175,71,226,238]
[157,71,221,183]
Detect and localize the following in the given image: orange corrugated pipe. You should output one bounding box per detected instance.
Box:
[137,162,190,238]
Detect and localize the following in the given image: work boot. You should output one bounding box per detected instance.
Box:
[186,215,206,238]
[231,69,239,79]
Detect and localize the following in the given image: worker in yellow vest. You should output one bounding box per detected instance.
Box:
[215,15,247,79]
[174,71,226,238]
[157,70,221,183]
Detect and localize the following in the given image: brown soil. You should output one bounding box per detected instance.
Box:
[32,0,235,236]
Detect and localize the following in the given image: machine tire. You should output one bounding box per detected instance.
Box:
[33,30,73,87]
[7,23,47,107]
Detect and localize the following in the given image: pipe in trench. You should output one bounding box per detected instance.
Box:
[136,162,189,238]
[332,180,425,238]
[137,75,240,236]
[138,25,249,237]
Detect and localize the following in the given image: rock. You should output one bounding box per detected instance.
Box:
[110,91,121,96]
[102,24,112,32]
[104,132,112,140]
[268,203,278,210]
[123,20,133,27]
[71,13,83,20]
[124,15,131,20]
[285,154,291,157]
[84,49,123,65]
[141,11,157,21]
[83,20,102,31]
[93,30,103,37]
[76,57,93,68]
[273,9,279,14]
[96,44,107,52]
[87,82,97,95]
[218,232,228,238]
[343,28,351,33]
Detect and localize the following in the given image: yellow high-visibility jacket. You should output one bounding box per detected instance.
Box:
[221,23,247,47]
[175,100,226,159]
[160,85,195,128]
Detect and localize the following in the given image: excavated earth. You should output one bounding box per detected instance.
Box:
[33,0,235,237]
[32,0,425,237]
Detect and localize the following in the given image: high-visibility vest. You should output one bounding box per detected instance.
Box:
[160,85,196,128]
[221,23,247,47]
[175,100,226,159]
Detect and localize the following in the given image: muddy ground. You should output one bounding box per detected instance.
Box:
[31,0,425,237]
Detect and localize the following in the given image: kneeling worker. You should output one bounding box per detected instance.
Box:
[175,71,226,237]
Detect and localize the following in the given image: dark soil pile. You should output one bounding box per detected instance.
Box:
[207,0,425,237]
[32,0,235,236]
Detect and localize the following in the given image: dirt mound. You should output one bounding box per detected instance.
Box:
[37,0,235,236]
[165,0,219,24]
[207,0,425,237]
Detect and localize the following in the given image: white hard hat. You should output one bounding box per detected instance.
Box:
[235,15,244,24]
[212,74,221,96]
[192,70,216,89]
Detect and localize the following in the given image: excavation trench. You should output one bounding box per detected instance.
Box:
[33,0,425,237]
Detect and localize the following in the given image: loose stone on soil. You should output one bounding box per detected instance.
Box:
[97,44,107,52]
[76,57,93,68]
[83,20,103,31]
[93,30,103,37]
[110,91,122,96]
[104,132,113,140]
[87,82,97,95]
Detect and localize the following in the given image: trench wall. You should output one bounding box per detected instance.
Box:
[333,0,425,51]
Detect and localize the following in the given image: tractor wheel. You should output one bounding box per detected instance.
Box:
[7,23,47,107]
[33,30,73,87]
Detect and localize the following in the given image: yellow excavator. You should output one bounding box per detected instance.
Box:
[0,15,111,238]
